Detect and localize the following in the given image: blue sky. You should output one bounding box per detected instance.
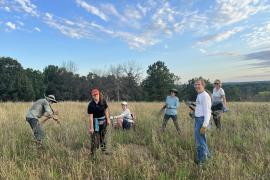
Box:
[0,0,270,82]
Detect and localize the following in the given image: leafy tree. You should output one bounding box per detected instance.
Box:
[0,57,34,101]
[25,68,45,99]
[179,77,212,101]
[142,61,179,101]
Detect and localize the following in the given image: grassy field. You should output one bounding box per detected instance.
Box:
[0,102,269,179]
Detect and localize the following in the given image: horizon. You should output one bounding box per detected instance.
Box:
[1,0,270,83]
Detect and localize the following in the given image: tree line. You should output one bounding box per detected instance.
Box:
[1,57,270,102]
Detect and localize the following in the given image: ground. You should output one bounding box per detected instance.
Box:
[0,102,269,179]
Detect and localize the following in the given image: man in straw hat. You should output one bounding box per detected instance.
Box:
[26,95,59,145]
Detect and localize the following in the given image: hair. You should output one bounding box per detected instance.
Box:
[214,79,222,87]
[91,88,104,103]
[195,78,206,87]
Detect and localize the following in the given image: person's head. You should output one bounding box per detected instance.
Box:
[91,88,100,102]
[121,101,128,110]
[194,79,205,93]
[45,95,57,104]
[170,89,178,96]
[214,79,222,89]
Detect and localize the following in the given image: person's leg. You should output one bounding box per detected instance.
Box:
[91,133,99,154]
[161,114,170,132]
[100,123,107,151]
[213,113,218,128]
[213,112,221,129]
[122,119,132,130]
[26,118,44,142]
[116,118,123,128]
[194,117,206,164]
[172,115,181,133]
[216,114,222,129]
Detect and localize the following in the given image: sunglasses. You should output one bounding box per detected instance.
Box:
[214,83,219,85]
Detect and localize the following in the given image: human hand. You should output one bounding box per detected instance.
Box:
[200,127,207,135]
[89,128,94,134]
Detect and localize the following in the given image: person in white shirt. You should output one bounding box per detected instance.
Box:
[211,79,227,129]
[194,79,212,166]
[114,101,133,129]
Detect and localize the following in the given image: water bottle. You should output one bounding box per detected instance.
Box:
[95,118,99,132]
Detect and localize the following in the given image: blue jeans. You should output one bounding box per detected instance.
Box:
[26,118,44,142]
[195,117,210,163]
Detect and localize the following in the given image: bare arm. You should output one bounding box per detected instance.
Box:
[222,95,227,108]
[105,108,110,125]
[89,114,94,134]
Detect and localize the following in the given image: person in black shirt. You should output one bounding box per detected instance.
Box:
[87,88,110,154]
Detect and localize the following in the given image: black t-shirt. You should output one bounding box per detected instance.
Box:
[87,99,108,118]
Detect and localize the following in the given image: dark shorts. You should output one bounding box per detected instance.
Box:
[164,114,177,121]
[122,119,132,129]
[211,103,224,111]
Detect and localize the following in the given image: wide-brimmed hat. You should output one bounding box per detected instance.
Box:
[45,94,58,103]
[121,101,128,105]
[170,88,178,93]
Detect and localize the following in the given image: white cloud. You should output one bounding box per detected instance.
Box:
[124,6,142,20]
[199,48,240,56]
[213,0,270,27]
[34,27,41,32]
[44,13,94,39]
[4,6,10,12]
[5,21,16,30]
[114,31,159,50]
[45,12,53,20]
[197,27,244,45]
[14,0,38,16]
[244,21,270,48]
[137,3,148,16]
[101,3,126,22]
[76,0,107,21]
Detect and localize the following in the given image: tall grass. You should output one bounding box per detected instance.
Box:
[0,102,269,179]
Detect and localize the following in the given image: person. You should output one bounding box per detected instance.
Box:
[87,89,110,154]
[113,101,134,130]
[194,79,212,166]
[211,79,227,129]
[26,95,59,145]
[160,89,181,134]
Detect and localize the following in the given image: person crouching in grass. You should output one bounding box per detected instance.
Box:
[88,89,110,155]
[194,79,212,166]
[114,101,133,130]
[160,88,181,134]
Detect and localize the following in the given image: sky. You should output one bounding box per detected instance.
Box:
[0,0,270,83]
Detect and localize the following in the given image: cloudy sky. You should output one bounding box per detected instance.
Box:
[0,0,270,82]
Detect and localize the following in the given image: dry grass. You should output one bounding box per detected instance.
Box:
[0,102,269,179]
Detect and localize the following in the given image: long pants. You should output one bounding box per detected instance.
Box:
[213,111,222,129]
[91,123,107,154]
[26,118,44,142]
[195,117,210,163]
[211,103,223,129]
[161,114,180,132]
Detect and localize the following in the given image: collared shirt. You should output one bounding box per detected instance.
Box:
[87,99,108,118]
[26,99,53,119]
[165,96,179,115]
[195,91,212,127]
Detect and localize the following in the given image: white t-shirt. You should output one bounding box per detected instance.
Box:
[212,87,225,103]
[195,91,212,127]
